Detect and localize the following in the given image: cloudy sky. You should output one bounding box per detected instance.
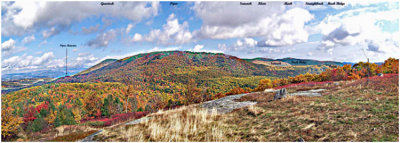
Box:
[1,1,399,74]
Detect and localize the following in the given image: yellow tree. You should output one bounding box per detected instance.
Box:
[383,58,399,73]
[1,107,23,140]
[71,108,82,124]
[46,110,57,124]
[272,79,281,87]
[255,79,273,91]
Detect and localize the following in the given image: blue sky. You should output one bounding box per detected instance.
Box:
[1,1,399,74]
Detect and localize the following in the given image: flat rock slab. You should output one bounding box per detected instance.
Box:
[289,89,326,97]
[125,117,152,125]
[201,93,257,114]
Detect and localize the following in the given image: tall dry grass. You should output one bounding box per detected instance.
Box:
[100,105,233,141]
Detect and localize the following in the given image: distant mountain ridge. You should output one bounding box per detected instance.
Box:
[1,68,85,81]
[244,57,344,66]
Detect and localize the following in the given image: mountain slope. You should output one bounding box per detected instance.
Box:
[245,57,344,66]
[75,59,117,75]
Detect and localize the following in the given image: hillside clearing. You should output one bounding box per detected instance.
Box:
[90,75,398,142]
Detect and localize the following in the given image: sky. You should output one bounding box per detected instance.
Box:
[1,1,399,74]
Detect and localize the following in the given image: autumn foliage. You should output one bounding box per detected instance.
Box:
[255,57,399,91]
[1,106,23,140]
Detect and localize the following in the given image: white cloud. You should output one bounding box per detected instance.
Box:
[33,52,54,65]
[218,43,227,51]
[315,4,399,55]
[190,44,223,53]
[192,2,313,47]
[42,27,60,38]
[2,52,62,72]
[2,1,160,36]
[22,35,36,44]
[2,38,17,55]
[1,51,101,73]
[70,53,99,67]
[243,38,258,47]
[132,33,143,42]
[87,29,117,48]
[192,44,204,52]
[141,13,193,45]
[233,38,258,48]
[149,46,181,53]
[219,38,259,52]
[126,24,134,34]
[235,40,243,47]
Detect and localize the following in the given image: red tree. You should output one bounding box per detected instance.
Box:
[23,106,37,123]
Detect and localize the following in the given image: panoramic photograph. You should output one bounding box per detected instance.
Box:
[1,0,399,142]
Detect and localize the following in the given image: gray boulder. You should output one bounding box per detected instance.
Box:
[274,88,287,100]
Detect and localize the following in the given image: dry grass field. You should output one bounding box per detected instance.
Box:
[92,75,399,142]
[93,105,232,141]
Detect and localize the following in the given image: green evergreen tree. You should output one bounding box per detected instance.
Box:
[62,109,76,125]
[101,98,110,117]
[54,110,63,127]
[17,102,25,117]
[39,108,48,117]
[28,114,46,132]
[54,106,76,127]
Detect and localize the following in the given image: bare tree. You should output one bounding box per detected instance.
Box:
[362,48,370,85]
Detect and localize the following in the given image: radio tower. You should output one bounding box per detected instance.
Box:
[65,47,68,77]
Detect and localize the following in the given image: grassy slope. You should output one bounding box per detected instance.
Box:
[92,74,398,142]
[226,74,398,141]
